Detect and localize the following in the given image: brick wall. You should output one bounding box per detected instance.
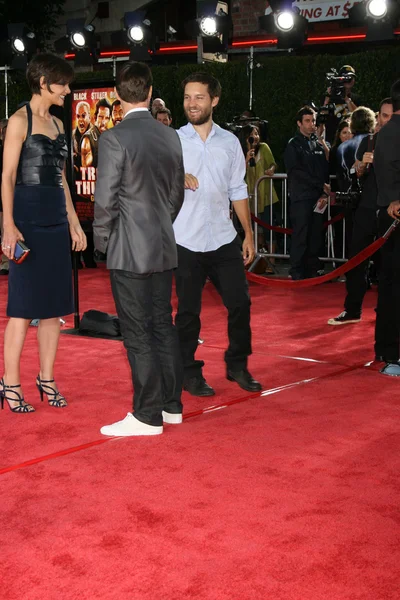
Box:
[232,0,267,36]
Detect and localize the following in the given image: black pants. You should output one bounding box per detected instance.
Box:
[290,199,324,279]
[110,269,183,427]
[344,206,378,317]
[175,237,252,379]
[374,210,400,361]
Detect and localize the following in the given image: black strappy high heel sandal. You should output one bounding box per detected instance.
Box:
[36,375,67,408]
[0,379,35,413]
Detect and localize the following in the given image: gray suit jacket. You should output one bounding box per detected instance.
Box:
[93,110,184,274]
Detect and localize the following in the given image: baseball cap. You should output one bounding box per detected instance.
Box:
[339,65,356,77]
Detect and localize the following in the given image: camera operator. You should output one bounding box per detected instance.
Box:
[284,106,329,280]
[323,65,362,144]
[328,98,393,326]
[373,81,400,374]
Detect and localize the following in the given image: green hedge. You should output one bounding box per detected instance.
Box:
[1,45,399,166]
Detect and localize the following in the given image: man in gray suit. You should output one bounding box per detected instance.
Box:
[93,62,184,437]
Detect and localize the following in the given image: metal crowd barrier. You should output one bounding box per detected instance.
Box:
[251,173,347,265]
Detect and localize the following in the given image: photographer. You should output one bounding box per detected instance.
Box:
[238,124,279,256]
[284,106,329,280]
[323,65,362,144]
[328,98,393,326]
[373,81,400,373]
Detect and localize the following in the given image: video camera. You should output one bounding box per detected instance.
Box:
[325,68,354,104]
[313,67,355,126]
[222,114,269,142]
[335,169,361,209]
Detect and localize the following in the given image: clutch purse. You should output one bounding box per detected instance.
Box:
[12,240,30,264]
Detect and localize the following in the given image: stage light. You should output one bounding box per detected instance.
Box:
[122,11,158,62]
[348,0,400,41]
[259,7,308,49]
[200,16,218,36]
[54,18,98,66]
[275,11,295,32]
[11,37,25,54]
[127,25,144,43]
[366,0,388,18]
[71,32,86,49]
[3,24,37,69]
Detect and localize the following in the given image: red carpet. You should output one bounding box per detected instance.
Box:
[0,267,399,599]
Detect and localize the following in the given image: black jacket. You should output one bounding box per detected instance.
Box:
[284,133,329,203]
[374,114,400,208]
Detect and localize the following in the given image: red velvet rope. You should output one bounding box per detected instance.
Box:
[251,212,344,235]
[246,236,387,288]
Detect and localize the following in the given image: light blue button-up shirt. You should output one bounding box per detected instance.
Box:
[173,122,248,252]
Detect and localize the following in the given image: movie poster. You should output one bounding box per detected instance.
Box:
[71,87,123,222]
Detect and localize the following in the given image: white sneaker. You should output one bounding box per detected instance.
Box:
[100,413,163,437]
[162,411,183,424]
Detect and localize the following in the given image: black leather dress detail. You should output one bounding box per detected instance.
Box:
[16,104,68,187]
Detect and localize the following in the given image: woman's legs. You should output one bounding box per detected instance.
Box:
[2,317,32,409]
[37,317,66,406]
[37,317,61,380]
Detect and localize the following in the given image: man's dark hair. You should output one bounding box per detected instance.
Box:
[95,98,111,118]
[155,108,172,119]
[181,72,222,99]
[379,97,393,112]
[350,106,376,135]
[390,80,400,112]
[111,99,121,109]
[26,53,74,95]
[296,106,315,124]
[116,62,153,104]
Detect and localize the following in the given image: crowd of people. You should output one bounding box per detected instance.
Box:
[0,53,399,426]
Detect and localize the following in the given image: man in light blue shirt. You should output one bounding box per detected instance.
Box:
[174,72,262,397]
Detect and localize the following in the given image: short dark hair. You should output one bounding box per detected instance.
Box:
[95,98,111,118]
[379,97,393,112]
[181,72,222,99]
[350,106,376,135]
[155,108,172,119]
[116,62,153,104]
[390,80,400,112]
[296,106,315,124]
[26,53,74,95]
[111,99,121,109]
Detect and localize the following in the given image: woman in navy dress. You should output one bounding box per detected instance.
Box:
[1,53,87,413]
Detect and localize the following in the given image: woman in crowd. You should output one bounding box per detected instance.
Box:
[329,118,352,187]
[328,119,353,258]
[0,53,86,413]
[239,124,279,260]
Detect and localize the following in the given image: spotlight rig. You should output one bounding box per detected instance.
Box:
[0,23,36,70]
[348,0,400,41]
[259,1,308,49]
[54,19,98,66]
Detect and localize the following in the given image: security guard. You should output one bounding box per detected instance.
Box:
[284,106,329,280]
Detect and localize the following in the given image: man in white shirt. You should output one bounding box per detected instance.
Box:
[174,72,262,396]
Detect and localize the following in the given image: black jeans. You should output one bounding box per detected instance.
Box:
[290,199,325,279]
[175,237,252,379]
[344,206,378,317]
[374,209,400,361]
[110,269,183,426]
